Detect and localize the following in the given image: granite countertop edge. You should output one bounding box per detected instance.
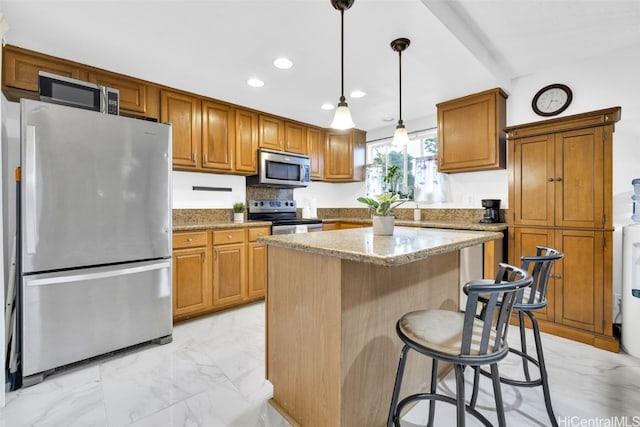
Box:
[260,228,503,267]
[173,221,272,231]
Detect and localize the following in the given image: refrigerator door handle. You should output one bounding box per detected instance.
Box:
[25,261,170,287]
[25,125,38,254]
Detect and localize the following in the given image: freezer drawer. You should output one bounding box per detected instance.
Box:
[22,260,172,377]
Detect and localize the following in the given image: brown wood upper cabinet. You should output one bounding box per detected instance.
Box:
[2,45,84,98]
[437,87,507,173]
[161,90,201,169]
[235,108,259,174]
[2,45,159,119]
[307,127,324,180]
[507,107,620,229]
[87,71,159,119]
[284,121,307,155]
[259,114,284,151]
[324,129,366,182]
[201,100,235,171]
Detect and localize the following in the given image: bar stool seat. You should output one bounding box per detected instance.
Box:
[470,246,563,427]
[388,263,532,427]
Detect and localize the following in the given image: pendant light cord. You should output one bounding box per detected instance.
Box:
[398,49,403,124]
[340,8,345,102]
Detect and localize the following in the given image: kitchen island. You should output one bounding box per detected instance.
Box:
[260,226,503,427]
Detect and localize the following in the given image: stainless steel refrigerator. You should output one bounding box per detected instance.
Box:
[19,99,172,386]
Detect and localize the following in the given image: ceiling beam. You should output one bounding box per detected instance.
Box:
[420,0,513,90]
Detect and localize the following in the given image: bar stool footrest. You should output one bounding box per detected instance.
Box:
[394,392,493,427]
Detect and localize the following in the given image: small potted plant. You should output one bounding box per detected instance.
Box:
[357,192,407,235]
[233,202,245,223]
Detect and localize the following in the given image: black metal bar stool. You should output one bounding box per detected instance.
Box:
[388,263,532,427]
[470,246,563,427]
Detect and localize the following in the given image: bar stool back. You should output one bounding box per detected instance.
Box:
[388,263,532,427]
[470,246,563,427]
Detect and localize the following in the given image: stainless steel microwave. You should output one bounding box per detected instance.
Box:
[38,71,120,115]
[246,149,311,188]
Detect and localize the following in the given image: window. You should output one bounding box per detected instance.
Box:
[365,128,449,202]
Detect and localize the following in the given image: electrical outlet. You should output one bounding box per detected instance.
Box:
[615,293,622,306]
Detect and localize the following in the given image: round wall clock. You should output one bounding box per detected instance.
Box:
[531,83,573,117]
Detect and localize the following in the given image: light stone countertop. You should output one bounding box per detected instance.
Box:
[259,226,503,266]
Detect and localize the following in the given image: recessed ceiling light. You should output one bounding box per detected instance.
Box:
[382,116,395,122]
[273,57,293,69]
[247,78,264,88]
[350,90,366,98]
[321,103,335,110]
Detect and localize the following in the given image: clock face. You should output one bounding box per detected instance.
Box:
[532,84,572,116]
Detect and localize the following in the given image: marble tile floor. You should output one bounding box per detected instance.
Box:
[1,301,639,427]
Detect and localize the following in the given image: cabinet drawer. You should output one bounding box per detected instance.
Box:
[248,227,270,242]
[173,232,208,249]
[213,229,245,245]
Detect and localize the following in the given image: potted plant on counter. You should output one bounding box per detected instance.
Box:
[357,192,407,235]
[233,202,245,223]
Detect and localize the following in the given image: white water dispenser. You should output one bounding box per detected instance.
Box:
[622,223,640,358]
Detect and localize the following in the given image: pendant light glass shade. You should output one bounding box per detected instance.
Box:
[391,38,410,145]
[392,122,410,146]
[330,0,355,130]
[331,97,355,130]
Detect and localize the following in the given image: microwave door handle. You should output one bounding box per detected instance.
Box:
[25,125,38,254]
[300,164,304,183]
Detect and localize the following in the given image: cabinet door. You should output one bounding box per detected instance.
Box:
[511,134,555,226]
[202,100,234,171]
[248,242,267,298]
[172,247,210,317]
[259,115,284,151]
[307,127,324,180]
[510,227,555,321]
[437,88,506,173]
[2,46,83,95]
[324,131,353,180]
[554,229,604,333]
[284,121,307,155]
[212,243,246,306]
[161,91,201,168]
[235,108,258,173]
[555,127,605,228]
[87,71,156,118]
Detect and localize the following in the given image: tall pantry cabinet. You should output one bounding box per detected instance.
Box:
[506,107,621,352]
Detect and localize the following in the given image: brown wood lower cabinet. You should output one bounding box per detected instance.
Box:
[248,227,269,298]
[509,227,616,350]
[172,226,270,322]
[172,232,211,317]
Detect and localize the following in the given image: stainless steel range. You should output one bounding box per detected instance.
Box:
[248,199,322,235]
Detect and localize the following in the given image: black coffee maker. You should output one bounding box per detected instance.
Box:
[480,199,501,223]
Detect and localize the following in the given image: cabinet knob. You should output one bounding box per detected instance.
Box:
[187,238,193,242]
[548,178,555,182]
[227,235,233,239]
[556,177,562,182]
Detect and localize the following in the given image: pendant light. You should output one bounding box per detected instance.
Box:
[330,0,355,130]
[391,38,410,146]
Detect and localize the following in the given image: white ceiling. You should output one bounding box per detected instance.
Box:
[2,0,639,132]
